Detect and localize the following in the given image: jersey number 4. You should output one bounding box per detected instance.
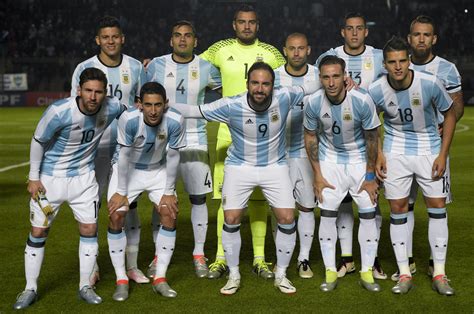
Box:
[177,79,186,94]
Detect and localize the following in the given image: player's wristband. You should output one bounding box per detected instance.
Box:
[365,172,376,181]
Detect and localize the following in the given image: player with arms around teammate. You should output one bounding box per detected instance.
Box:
[106,82,185,300]
[200,4,286,280]
[315,12,386,279]
[71,16,148,285]
[13,68,125,310]
[390,15,465,281]
[274,33,320,279]
[369,37,456,295]
[304,56,381,292]
[173,62,318,295]
[146,21,221,278]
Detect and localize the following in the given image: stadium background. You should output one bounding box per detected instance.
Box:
[1,0,473,312]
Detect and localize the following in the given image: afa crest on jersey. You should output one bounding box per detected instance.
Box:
[270,110,279,122]
[122,73,130,84]
[411,92,421,106]
[343,107,352,121]
[256,53,264,62]
[157,131,166,140]
[191,69,199,80]
[363,57,373,70]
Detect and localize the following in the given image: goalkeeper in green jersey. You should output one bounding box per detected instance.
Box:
[200,4,286,279]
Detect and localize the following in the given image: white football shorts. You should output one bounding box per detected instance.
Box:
[384,153,449,200]
[107,163,168,211]
[318,161,375,211]
[288,157,316,209]
[30,171,99,227]
[222,164,294,210]
[178,145,212,195]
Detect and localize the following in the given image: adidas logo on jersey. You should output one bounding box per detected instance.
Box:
[245,118,254,124]
[167,72,174,78]
[322,113,331,119]
[388,101,396,107]
[227,56,234,61]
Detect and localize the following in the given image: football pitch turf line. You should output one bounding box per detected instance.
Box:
[0,161,29,173]
[1,107,473,312]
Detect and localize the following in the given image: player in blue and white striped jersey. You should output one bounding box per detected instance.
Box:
[397,16,466,280]
[369,37,456,295]
[315,13,387,278]
[13,68,125,310]
[173,62,318,295]
[274,33,321,279]
[71,16,148,285]
[146,21,222,278]
[106,82,185,300]
[315,13,384,90]
[304,55,381,293]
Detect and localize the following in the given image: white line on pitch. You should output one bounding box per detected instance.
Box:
[0,161,29,173]
[456,123,470,133]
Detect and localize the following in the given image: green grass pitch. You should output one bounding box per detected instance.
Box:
[1,107,473,312]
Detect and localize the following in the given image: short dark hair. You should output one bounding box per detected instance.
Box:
[247,62,275,85]
[318,55,346,73]
[409,15,437,35]
[172,20,197,37]
[343,12,366,28]
[79,68,107,88]
[383,36,410,59]
[97,16,122,34]
[140,82,167,101]
[234,4,259,21]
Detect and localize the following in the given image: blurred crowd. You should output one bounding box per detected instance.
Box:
[1,0,472,91]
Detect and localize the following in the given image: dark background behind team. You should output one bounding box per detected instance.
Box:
[1,0,473,102]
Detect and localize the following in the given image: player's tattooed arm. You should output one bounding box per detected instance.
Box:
[450,90,464,122]
[304,128,320,164]
[361,128,379,204]
[304,128,335,203]
[364,128,378,172]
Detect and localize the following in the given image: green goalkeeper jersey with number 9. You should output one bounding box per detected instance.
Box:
[200,38,285,141]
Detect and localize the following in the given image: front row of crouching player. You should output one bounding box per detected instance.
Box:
[14,35,457,309]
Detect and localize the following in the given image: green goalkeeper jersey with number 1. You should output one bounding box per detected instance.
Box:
[200,38,286,140]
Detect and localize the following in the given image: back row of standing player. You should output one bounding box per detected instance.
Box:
[13,4,463,310]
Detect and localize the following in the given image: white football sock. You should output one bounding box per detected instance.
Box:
[154,226,176,279]
[319,214,337,271]
[390,213,410,276]
[275,222,296,274]
[191,203,208,256]
[125,206,141,270]
[337,201,354,257]
[358,214,378,272]
[297,210,315,261]
[428,208,448,277]
[222,223,241,269]
[24,234,46,291]
[107,229,128,281]
[79,236,99,289]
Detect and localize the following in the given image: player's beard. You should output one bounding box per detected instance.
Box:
[238,32,257,45]
[412,48,431,62]
[248,92,272,112]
